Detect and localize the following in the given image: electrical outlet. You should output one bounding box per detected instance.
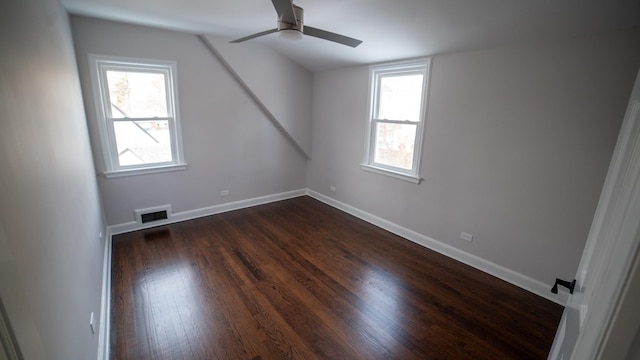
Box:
[220,190,230,197]
[460,232,473,242]
[330,186,336,192]
[89,312,95,334]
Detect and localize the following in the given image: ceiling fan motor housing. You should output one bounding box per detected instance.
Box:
[278,4,303,32]
[230,0,361,47]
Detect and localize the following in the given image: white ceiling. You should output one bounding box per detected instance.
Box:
[62,0,640,72]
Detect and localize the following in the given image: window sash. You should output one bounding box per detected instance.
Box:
[90,55,185,175]
[100,65,174,119]
[373,71,425,123]
[106,118,177,169]
[108,117,173,122]
[371,118,417,124]
[370,119,418,172]
[364,59,430,181]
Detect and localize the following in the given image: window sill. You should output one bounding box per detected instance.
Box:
[361,164,422,184]
[103,163,188,178]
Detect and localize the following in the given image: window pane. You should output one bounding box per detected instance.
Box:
[374,122,417,170]
[113,120,172,166]
[106,70,168,118]
[377,74,423,122]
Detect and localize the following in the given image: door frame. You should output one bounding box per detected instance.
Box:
[549,69,640,359]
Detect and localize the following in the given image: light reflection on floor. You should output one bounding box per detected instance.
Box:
[133,259,202,355]
[355,266,409,355]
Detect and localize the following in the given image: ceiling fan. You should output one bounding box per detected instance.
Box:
[230,0,363,47]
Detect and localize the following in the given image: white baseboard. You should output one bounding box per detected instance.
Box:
[97,227,112,360]
[306,190,568,305]
[107,189,307,235]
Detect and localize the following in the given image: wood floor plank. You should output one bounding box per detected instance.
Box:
[111,196,563,359]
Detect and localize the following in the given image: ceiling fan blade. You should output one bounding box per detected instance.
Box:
[303,26,362,48]
[271,0,297,24]
[230,28,278,43]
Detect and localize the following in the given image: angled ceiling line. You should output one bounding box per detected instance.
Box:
[197,34,311,160]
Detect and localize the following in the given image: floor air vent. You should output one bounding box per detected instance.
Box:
[134,205,172,224]
[141,211,168,223]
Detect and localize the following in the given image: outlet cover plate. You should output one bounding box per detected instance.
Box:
[460,232,473,242]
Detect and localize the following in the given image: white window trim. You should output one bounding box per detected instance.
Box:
[362,58,431,184]
[103,163,188,179]
[88,54,187,177]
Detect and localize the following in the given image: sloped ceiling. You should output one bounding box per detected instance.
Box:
[63,0,640,71]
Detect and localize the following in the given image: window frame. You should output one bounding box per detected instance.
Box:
[88,54,186,178]
[362,58,431,184]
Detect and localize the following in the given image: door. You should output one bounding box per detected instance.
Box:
[548,69,640,359]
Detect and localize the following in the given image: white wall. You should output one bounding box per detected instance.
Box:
[308,32,640,289]
[204,36,313,158]
[70,16,311,226]
[0,0,106,359]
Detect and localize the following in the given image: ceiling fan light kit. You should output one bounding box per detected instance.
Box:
[231,0,362,47]
[278,29,303,41]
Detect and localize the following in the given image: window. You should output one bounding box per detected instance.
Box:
[362,59,431,183]
[89,55,186,177]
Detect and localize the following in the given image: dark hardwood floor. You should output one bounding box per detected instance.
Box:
[110,196,563,359]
